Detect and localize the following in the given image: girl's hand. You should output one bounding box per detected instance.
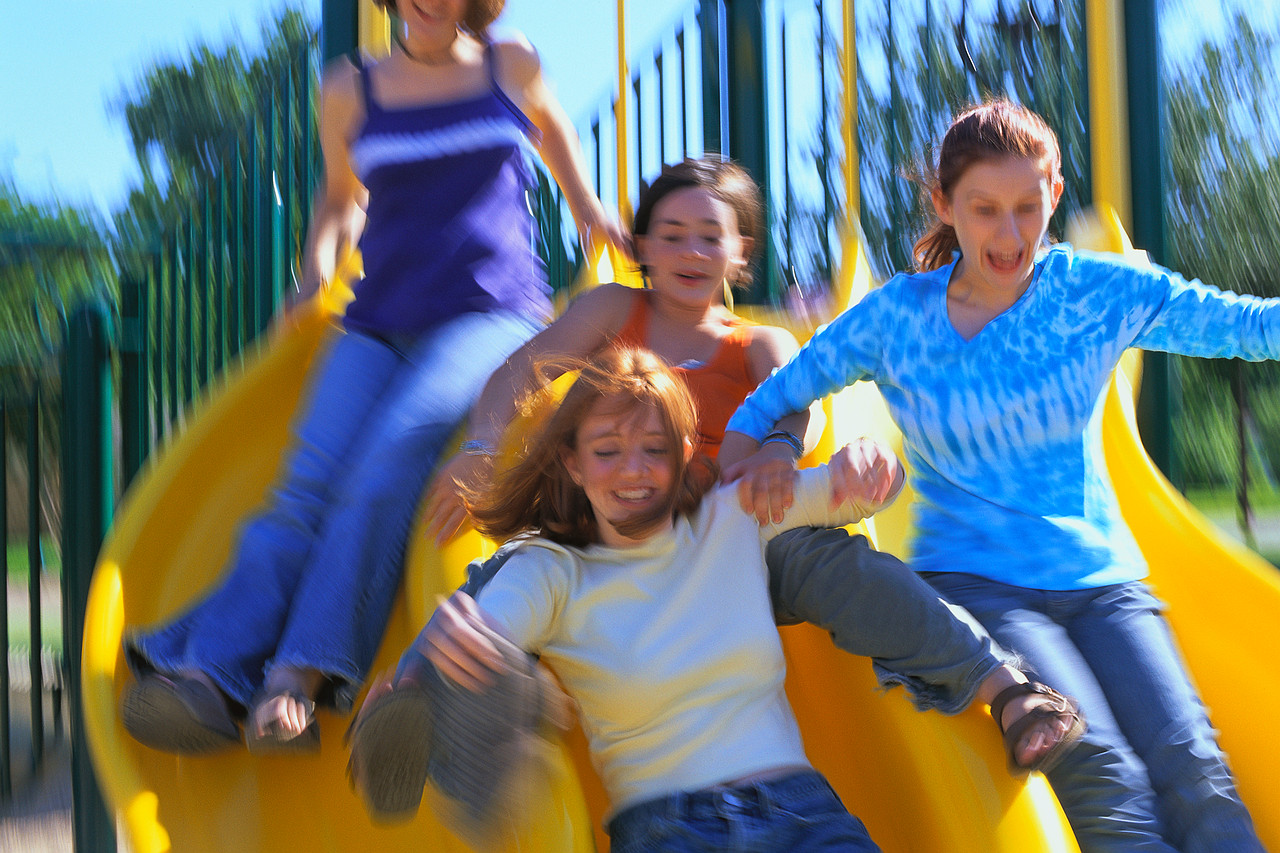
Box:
[828,438,902,510]
[423,453,488,545]
[412,591,508,692]
[721,442,801,525]
[578,205,632,263]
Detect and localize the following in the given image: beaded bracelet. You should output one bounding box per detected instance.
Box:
[761,429,804,460]
[460,439,497,457]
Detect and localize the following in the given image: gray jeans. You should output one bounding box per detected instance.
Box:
[455,526,1007,715]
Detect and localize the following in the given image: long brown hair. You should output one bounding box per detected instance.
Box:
[912,99,1063,272]
[632,157,764,287]
[467,347,716,547]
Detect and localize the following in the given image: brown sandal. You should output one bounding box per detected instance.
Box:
[990,681,1086,776]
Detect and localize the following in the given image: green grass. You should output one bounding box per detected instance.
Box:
[4,537,63,653]
[1183,485,1280,568]
[5,536,61,583]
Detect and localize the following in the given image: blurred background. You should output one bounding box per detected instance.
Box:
[1,0,1278,843]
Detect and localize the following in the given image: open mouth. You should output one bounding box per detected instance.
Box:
[986,248,1025,274]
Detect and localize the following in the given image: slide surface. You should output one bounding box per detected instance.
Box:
[83,230,1275,851]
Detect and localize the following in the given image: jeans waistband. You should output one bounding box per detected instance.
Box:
[608,770,832,835]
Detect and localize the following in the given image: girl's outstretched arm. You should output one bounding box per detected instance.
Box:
[495,36,627,254]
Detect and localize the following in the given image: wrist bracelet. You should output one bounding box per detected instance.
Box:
[761,429,805,460]
[460,439,496,457]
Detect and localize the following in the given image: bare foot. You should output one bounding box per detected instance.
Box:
[248,666,323,746]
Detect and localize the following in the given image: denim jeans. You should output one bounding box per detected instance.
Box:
[923,573,1263,853]
[606,771,879,852]
[127,311,541,713]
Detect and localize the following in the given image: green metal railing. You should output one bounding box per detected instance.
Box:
[0,384,64,801]
[119,47,319,479]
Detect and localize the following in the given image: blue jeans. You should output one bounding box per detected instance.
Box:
[127,311,541,713]
[607,771,879,852]
[923,573,1262,853]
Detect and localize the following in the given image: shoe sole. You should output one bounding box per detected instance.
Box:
[123,678,240,754]
[349,690,434,823]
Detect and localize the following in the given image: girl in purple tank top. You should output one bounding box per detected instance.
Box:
[121,0,622,757]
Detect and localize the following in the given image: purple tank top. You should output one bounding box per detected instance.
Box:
[345,46,551,336]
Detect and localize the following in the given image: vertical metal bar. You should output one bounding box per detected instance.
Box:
[818,0,833,279]
[120,274,148,487]
[0,398,9,800]
[724,0,771,299]
[251,127,267,339]
[592,121,602,200]
[699,0,724,153]
[270,101,286,324]
[232,138,246,357]
[26,389,43,769]
[1123,0,1176,485]
[841,0,859,230]
[183,214,196,408]
[167,231,180,425]
[633,73,644,184]
[214,170,228,374]
[656,53,666,165]
[150,250,165,437]
[322,0,359,61]
[60,302,118,853]
[616,0,633,223]
[284,60,298,310]
[781,16,792,274]
[676,28,688,157]
[200,191,212,389]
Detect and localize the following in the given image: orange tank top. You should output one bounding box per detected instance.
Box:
[614,290,757,459]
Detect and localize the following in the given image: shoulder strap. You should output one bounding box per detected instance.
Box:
[482,39,539,138]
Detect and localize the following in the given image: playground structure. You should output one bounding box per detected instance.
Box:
[66,0,1280,851]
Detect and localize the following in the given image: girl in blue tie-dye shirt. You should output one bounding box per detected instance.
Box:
[723,100,1273,852]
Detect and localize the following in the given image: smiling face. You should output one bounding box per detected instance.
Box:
[561,399,687,548]
[933,154,1064,306]
[635,186,753,313]
[397,0,467,41]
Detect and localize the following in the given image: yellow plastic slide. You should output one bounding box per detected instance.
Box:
[82,223,1275,852]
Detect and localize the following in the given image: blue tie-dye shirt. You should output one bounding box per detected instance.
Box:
[726,243,1280,590]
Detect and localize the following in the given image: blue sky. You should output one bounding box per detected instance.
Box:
[1,0,1272,220]
[0,0,687,218]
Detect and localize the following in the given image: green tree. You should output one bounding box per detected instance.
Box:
[1162,14,1280,490]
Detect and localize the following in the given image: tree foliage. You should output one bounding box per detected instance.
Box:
[1162,14,1280,488]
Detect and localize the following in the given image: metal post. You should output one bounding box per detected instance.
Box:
[60,302,117,853]
[699,0,725,155]
[119,274,149,486]
[722,0,771,300]
[1124,0,1178,485]
[322,0,359,61]
[0,399,9,800]
[26,390,43,768]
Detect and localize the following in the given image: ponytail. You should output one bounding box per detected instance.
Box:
[913,223,961,272]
